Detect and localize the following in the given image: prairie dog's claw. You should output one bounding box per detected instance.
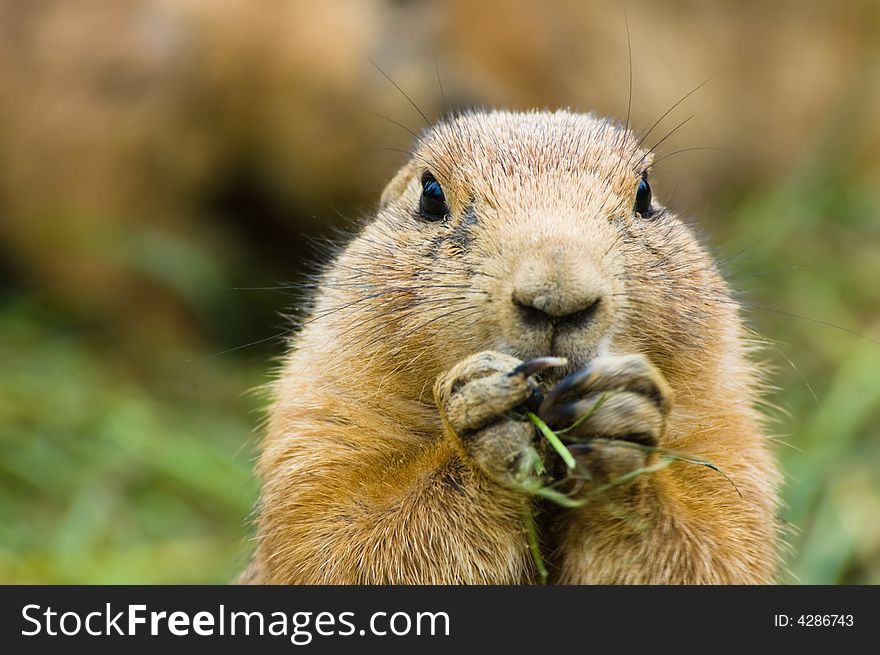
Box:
[538,354,672,446]
[510,356,568,379]
[539,354,669,417]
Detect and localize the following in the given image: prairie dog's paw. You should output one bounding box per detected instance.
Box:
[434,351,560,490]
[538,354,673,484]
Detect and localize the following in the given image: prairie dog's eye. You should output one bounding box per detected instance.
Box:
[634,176,652,217]
[419,172,449,222]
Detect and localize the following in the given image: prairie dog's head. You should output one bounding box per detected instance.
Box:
[326,110,734,388]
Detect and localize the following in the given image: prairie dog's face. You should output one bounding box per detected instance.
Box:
[339,110,729,385]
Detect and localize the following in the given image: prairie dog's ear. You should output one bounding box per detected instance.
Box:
[379,162,416,209]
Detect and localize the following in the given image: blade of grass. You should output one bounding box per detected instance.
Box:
[580,458,672,501]
[527,411,576,470]
[523,508,548,584]
[591,438,743,498]
[555,392,611,435]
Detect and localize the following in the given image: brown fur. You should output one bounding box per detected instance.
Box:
[242,110,779,584]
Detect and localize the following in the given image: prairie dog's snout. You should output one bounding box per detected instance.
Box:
[492,207,620,362]
[510,248,609,329]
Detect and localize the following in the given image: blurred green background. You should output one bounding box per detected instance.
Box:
[1,0,878,583]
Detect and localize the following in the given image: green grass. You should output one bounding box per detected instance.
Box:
[713,97,880,582]
[0,301,262,583]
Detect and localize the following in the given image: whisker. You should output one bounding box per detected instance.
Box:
[650,147,732,167]
[206,329,290,359]
[635,114,694,170]
[399,305,484,341]
[367,146,418,158]
[224,284,301,291]
[367,56,432,127]
[635,76,714,150]
[728,264,811,283]
[368,111,419,140]
[623,12,633,136]
[742,304,880,346]
[434,57,447,114]
[767,342,819,406]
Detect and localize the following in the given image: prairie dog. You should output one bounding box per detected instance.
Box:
[241,109,779,584]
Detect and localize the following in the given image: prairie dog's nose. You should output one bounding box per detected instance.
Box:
[512,286,603,331]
